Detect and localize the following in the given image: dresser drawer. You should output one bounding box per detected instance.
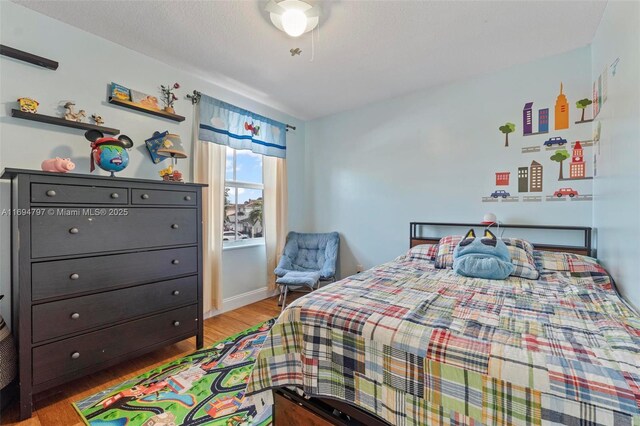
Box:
[132,188,197,206]
[32,304,198,386]
[32,247,197,300]
[32,276,197,343]
[31,183,127,204]
[31,208,197,258]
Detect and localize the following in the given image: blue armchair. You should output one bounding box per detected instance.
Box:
[275,231,339,309]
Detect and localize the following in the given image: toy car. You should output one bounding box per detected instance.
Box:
[554,188,578,197]
[544,136,568,146]
[490,190,510,198]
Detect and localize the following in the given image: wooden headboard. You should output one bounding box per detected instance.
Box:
[410,222,593,257]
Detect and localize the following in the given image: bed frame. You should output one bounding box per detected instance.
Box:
[271,221,594,425]
[410,221,593,256]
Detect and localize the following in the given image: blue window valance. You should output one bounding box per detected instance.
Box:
[198,94,286,159]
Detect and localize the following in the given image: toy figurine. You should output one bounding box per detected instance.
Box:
[160,82,180,114]
[84,130,134,177]
[63,102,86,122]
[17,97,39,113]
[41,157,75,173]
[91,114,105,126]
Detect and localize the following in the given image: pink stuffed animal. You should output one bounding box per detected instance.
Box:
[41,157,75,173]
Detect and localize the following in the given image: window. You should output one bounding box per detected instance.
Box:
[224,147,264,245]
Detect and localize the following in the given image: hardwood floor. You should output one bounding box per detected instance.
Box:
[1,294,301,426]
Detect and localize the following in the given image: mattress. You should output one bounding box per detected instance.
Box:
[247,249,640,425]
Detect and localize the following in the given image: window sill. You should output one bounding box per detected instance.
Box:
[223,239,265,251]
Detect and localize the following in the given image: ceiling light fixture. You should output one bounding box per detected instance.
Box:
[266,0,319,38]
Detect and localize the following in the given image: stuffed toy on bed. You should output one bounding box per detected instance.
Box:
[452,228,514,280]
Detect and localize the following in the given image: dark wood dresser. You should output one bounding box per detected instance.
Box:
[0,169,205,419]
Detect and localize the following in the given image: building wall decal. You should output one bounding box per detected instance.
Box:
[484,79,596,205]
[539,108,549,133]
[522,103,549,136]
[523,102,533,135]
[598,73,603,110]
[554,83,569,130]
[593,81,599,118]
[529,161,543,192]
[593,67,609,119]
[570,141,586,179]
[518,167,529,192]
[495,172,510,186]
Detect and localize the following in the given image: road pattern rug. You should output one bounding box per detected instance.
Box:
[73,318,275,426]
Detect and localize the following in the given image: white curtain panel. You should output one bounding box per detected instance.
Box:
[264,156,288,291]
[193,105,226,312]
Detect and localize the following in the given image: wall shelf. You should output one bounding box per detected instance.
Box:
[0,45,58,70]
[108,97,185,122]
[11,109,120,135]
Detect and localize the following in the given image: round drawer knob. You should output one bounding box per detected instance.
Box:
[184,195,192,201]
[171,224,179,229]
[46,190,56,197]
[69,227,79,234]
[70,312,80,320]
[172,259,180,265]
[69,273,80,280]
[173,321,180,327]
[110,193,119,199]
[172,290,180,296]
[71,352,80,359]
[141,194,149,200]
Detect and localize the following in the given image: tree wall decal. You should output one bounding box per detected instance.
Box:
[576,98,593,122]
[499,122,516,147]
[550,149,571,180]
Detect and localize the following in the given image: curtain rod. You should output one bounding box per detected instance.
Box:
[187,90,296,132]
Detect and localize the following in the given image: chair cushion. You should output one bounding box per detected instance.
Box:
[274,232,339,279]
[276,271,321,288]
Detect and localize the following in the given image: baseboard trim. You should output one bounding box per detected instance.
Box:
[204,286,279,319]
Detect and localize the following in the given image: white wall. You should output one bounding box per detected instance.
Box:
[591,1,640,309]
[0,2,307,323]
[305,47,594,277]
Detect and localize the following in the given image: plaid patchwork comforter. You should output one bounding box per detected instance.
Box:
[247,251,640,425]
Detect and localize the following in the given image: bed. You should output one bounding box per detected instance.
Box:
[246,223,640,425]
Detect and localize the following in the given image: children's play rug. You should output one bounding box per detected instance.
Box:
[73,318,275,426]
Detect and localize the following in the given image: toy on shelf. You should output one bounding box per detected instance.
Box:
[41,157,75,173]
[160,82,180,114]
[90,114,104,126]
[63,102,86,122]
[160,165,183,182]
[84,129,134,177]
[17,97,39,113]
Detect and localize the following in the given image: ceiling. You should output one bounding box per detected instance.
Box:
[13,1,607,120]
